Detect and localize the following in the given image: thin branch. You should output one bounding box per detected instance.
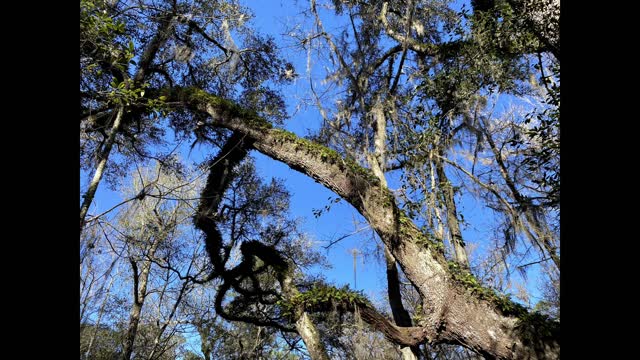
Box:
[517,257,551,269]
[322,225,371,249]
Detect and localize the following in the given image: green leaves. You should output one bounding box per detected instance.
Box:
[312,197,342,218]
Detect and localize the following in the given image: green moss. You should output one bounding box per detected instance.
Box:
[279,284,369,319]
[447,259,560,342]
[272,130,345,164]
[272,129,299,143]
[447,261,528,318]
[515,312,560,342]
[270,129,381,184]
[396,212,445,253]
[347,160,380,184]
[172,87,273,129]
[446,261,560,344]
[412,303,425,324]
[416,233,445,252]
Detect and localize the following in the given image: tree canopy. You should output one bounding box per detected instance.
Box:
[80,0,559,359]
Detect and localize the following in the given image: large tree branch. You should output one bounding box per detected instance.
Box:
[165,88,559,359]
[133,12,177,85]
[378,2,451,57]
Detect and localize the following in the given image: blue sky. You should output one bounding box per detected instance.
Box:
[245,0,404,299]
[82,1,551,338]
[242,0,547,304]
[80,3,561,359]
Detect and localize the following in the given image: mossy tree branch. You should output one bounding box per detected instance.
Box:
[167,87,559,360]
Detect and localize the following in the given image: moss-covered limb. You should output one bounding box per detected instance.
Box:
[165,87,559,359]
[446,260,560,342]
[397,211,446,254]
[280,284,370,317]
[270,129,381,183]
[167,87,382,184]
[167,87,274,129]
[163,87,382,189]
[446,261,529,317]
[279,282,432,347]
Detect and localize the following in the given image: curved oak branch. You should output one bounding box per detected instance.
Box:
[168,88,559,360]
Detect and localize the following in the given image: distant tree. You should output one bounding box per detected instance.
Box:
[81,324,124,359]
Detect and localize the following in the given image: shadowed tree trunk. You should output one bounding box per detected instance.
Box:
[384,248,419,360]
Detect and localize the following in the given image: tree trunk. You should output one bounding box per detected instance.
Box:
[179,90,560,359]
[384,248,419,360]
[434,152,469,268]
[122,259,151,360]
[122,234,162,360]
[122,297,144,360]
[282,272,330,360]
[296,313,329,360]
[384,248,414,328]
[369,100,420,360]
[80,106,124,233]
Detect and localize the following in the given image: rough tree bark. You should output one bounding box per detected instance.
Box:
[173,89,560,359]
[368,99,419,360]
[282,272,330,360]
